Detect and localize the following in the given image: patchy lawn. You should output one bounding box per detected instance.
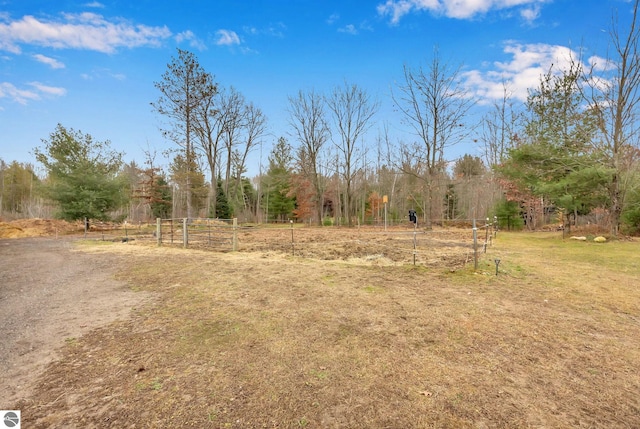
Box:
[12,229,640,428]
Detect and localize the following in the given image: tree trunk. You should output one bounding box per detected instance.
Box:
[610,173,621,236]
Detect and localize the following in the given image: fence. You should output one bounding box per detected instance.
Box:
[80,220,148,242]
[155,218,238,251]
[81,217,497,270]
[161,219,498,269]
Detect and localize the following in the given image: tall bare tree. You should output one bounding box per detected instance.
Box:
[288,89,331,225]
[232,101,267,210]
[480,82,522,169]
[220,87,247,197]
[152,49,216,219]
[191,77,221,216]
[326,82,379,226]
[393,49,475,226]
[190,81,266,218]
[588,0,640,235]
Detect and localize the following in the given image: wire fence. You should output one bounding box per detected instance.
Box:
[155,218,237,250]
[79,220,148,243]
[143,218,499,269]
[77,217,499,269]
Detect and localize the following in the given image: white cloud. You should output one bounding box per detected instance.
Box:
[496,43,575,74]
[520,4,541,22]
[461,42,584,103]
[0,82,39,104]
[377,0,549,24]
[243,26,259,35]
[32,53,65,69]
[0,13,172,54]
[588,54,615,72]
[0,80,65,104]
[327,13,340,25]
[377,0,423,25]
[215,29,240,46]
[28,81,67,96]
[338,24,358,35]
[336,20,373,35]
[84,1,105,8]
[176,30,206,50]
[78,67,127,81]
[243,23,286,39]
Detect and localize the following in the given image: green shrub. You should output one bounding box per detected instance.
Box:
[492,199,524,231]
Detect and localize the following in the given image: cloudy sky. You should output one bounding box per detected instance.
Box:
[0,0,632,174]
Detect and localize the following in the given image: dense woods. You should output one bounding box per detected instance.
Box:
[3,3,640,235]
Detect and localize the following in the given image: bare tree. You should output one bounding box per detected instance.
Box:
[191,78,221,216]
[326,82,379,226]
[152,49,216,219]
[588,0,640,235]
[221,87,248,197]
[190,82,266,218]
[480,82,522,169]
[288,89,331,225]
[232,101,267,211]
[475,84,523,221]
[393,49,475,226]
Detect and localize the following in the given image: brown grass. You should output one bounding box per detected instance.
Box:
[15,229,640,428]
[0,218,85,238]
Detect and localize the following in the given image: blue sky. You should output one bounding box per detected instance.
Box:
[0,0,633,176]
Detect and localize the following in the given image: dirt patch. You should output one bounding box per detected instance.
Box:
[1,218,478,268]
[0,237,152,406]
[188,225,477,268]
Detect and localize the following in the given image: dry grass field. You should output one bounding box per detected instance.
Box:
[8,225,640,428]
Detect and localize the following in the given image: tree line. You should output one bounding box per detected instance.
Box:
[2,2,640,235]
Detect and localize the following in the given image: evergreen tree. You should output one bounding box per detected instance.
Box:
[453,155,485,178]
[497,63,609,227]
[263,137,296,221]
[152,49,216,219]
[213,177,233,219]
[240,177,257,214]
[34,124,127,221]
[169,153,207,217]
[493,199,524,231]
[150,176,172,219]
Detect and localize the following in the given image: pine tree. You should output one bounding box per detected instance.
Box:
[263,137,295,221]
[34,124,127,221]
[213,177,233,219]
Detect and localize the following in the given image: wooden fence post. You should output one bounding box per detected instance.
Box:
[183,218,188,248]
[232,218,238,251]
[472,218,478,271]
[413,222,417,266]
[156,218,162,246]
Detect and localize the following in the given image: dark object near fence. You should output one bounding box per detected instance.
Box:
[409,210,417,224]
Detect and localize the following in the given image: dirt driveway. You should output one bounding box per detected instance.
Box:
[0,237,149,407]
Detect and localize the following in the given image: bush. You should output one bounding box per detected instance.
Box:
[492,199,524,231]
[622,205,640,235]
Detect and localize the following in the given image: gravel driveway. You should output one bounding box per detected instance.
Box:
[0,237,147,407]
